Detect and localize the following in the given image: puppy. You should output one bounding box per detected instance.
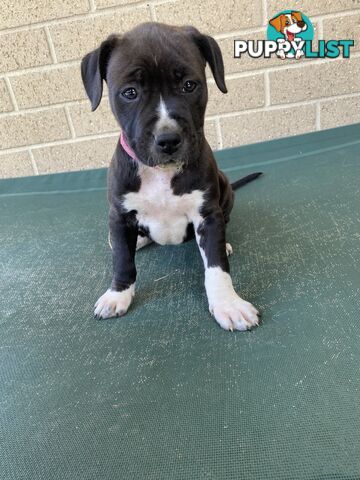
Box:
[81,22,261,331]
[269,11,308,59]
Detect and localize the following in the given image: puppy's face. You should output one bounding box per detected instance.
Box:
[270,12,307,41]
[81,23,227,167]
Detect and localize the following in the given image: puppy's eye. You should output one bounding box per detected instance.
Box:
[182,80,197,93]
[121,88,138,100]
[285,20,290,25]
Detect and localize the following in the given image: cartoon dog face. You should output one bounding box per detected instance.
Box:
[269,11,307,42]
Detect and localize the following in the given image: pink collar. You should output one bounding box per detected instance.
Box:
[120,133,137,161]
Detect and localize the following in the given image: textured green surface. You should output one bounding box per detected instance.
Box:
[1,124,360,479]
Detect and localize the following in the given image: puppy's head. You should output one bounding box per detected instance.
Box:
[81,22,227,167]
[269,11,307,41]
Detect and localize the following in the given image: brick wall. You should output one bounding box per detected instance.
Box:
[0,0,359,178]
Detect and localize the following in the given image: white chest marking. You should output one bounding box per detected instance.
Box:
[123,164,204,245]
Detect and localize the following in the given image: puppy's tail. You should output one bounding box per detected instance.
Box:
[231,172,263,190]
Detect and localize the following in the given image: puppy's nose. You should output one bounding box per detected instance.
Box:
[155,132,182,155]
[297,20,305,28]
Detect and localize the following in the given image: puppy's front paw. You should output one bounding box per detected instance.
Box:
[210,294,259,332]
[94,285,135,319]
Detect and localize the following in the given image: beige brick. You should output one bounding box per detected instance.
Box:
[268,0,360,18]
[206,74,265,116]
[0,0,89,30]
[0,108,71,150]
[69,99,118,137]
[204,120,219,150]
[0,79,13,113]
[218,31,281,75]
[50,7,151,62]
[0,29,52,74]
[221,104,316,147]
[95,0,137,8]
[216,22,320,76]
[323,14,360,52]
[10,64,85,109]
[0,151,34,178]
[320,95,360,129]
[155,0,263,35]
[269,57,360,105]
[33,136,118,174]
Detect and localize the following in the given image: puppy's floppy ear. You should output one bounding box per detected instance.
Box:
[81,34,119,111]
[291,11,302,22]
[186,27,227,94]
[269,14,283,32]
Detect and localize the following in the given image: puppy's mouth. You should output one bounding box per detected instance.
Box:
[153,153,185,169]
[155,159,184,171]
[286,31,295,42]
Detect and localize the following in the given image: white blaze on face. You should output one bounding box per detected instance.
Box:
[155,96,178,133]
[286,13,293,25]
[285,13,303,36]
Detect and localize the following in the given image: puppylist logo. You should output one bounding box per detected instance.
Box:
[234,10,354,60]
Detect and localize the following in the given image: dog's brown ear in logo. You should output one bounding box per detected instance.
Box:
[269,14,284,32]
[291,11,303,22]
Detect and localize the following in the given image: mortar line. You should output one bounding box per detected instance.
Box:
[0,5,359,38]
[264,71,270,107]
[88,0,96,12]
[5,48,360,82]
[214,117,223,150]
[28,149,39,175]
[3,76,19,111]
[262,0,268,26]
[44,26,58,63]
[0,99,106,118]
[5,59,80,77]
[316,102,321,131]
[149,1,158,21]
[214,26,266,40]
[317,18,324,40]
[0,132,119,156]
[0,0,176,35]
[64,105,77,139]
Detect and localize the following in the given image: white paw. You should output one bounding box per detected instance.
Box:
[94,285,135,319]
[210,294,260,332]
[205,267,260,332]
[226,243,233,256]
[295,49,304,59]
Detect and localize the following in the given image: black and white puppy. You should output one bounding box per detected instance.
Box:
[81,22,261,331]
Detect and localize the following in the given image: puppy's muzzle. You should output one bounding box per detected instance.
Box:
[155,132,182,155]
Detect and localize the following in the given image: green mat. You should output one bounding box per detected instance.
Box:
[1,124,360,480]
